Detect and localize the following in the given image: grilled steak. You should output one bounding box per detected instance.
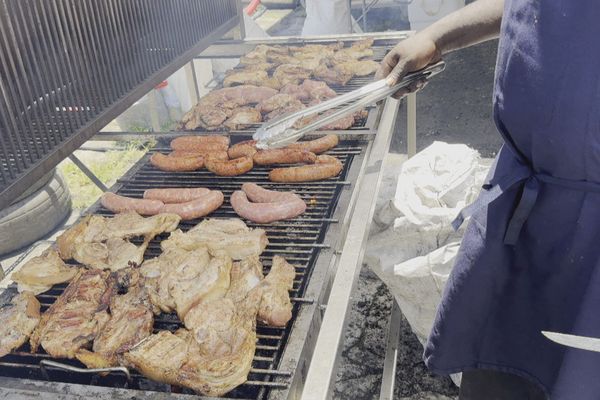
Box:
[30,269,116,359]
[0,291,41,357]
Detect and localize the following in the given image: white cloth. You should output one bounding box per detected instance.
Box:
[302,0,352,36]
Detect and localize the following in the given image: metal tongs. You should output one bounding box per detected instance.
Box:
[254,61,445,149]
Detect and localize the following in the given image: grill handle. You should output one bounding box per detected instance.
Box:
[39,360,132,382]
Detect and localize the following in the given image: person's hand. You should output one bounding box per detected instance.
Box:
[376,34,441,98]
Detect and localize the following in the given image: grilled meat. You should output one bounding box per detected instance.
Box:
[125,329,191,386]
[0,291,41,357]
[302,79,337,100]
[280,83,311,101]
[141,247,231,319]
[76,270,153,368]
[223,107,262,130]
[334,59,379,77]
[240,44,287,66]
[73,237,150,271]
[265,101,306,122]
[256,94,298,114]
[273,64,313,86]
[223,70,269,88]
[257,256,295,327]
[329,46,374,66]
[161,218,268,261]
[56,213,181,260]
[12,249,78,294]
[30,269,116,359]
[313,64,353,86]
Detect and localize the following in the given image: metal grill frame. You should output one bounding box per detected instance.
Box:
[0,0,241,210]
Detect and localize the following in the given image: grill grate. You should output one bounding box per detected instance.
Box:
[0,0,239,209]
[0,137,366,399]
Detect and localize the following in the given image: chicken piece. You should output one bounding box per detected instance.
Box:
[225,63,275,75]
[257,256,295,327]
[302,79,337,100]
[350,38,374,50]
[180,257,263,397]
[161,218,268,260]
[256,94,299,114]
[329,47,374,66]
[334,60,380,77]
[141,247,231,319]
[56,213,181,260]
[223,70,269,87]
[30,269,116,359]
[76,270,153,368]
[0,290,41,357]
[240,44,288,66]
[313,64,353,86]
[265,101,306,121]
[183,106,232,131]
[11,249,78,295]
[72,237,149,272]
[124,329,191,386]
[280,83,311,101]
[223,107,262,131]
[273,64,313,86]
[320,111,356,130]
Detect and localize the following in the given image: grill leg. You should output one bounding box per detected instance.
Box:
[407,92,417,157]
[379,299,402,400]
[68,154,108,192]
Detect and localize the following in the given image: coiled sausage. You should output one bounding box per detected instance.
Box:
[230,190,306,224]
[160,191,224,220]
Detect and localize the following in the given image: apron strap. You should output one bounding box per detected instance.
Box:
[503,177,540,245]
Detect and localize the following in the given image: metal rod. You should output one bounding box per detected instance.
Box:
[249,369,292,377]
[68,153,108,192]
[379,299,402,400]
[39,360,131,381]
[407,93,417,157]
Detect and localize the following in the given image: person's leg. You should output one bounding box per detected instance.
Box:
[459,369,547,400]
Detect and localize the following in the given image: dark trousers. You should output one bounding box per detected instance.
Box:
[459,370,548,400]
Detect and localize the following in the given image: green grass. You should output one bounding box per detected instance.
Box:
[59,141,153,209]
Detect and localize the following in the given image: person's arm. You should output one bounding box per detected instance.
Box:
[377,0,504,95]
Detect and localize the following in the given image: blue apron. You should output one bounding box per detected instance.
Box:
[423,1,600,398]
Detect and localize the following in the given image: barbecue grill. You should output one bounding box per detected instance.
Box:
[0,3,414,398]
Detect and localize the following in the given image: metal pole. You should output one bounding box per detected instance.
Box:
[379,300,402,400]
[184,61,199,106]
[68,153,108,192]
[407,93,417,157]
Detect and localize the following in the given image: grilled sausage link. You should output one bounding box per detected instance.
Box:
[205,156,253,176]
[143,188,210,203]
[170,135,230,152]
[150,153,204,172]
[101,193,164,215]
[269,154,343,182]
[169,150,229,161]
[231,190,306,224]
[253,148,316,166]
[287,134,339,154]
[241,183,300,203]
[228,140,257,159]
[160,190,224,220]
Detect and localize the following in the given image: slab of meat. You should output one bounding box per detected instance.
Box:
[143,188,210,203]
[256,94,298,114]
[273,64,313,86]
[141,247,231,319]
[329,39,374,65]
[257,256,295,326]
[334,60,379,77]
[223,70,269,87]
[319,111,356,130]
[0,290,41,357]
[72,236,150,271]
[264,101,306,122]
[30,269,116,359]
[76,269,153,368]
[57,213,181,260]
[124,329,190,386]
[240,44,287,66]
[223,107,262,130]
[12,249,78,294]
[313,64,353,86]
[161,218,268,260]
[231,190,306,224]
[280,83,311,101]
[269,154,343,182]
[180,256,263,396]
[301,79,337,100]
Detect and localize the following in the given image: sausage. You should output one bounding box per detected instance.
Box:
[150,153,204,172]
[241,183,300,203]
[230,190,306,224]
[101,193,164,216]
[205,156,253,176]
[143,188,210,203]
[269,155,343,182]
[160,190,224,220]
[170,135,230,152]
[169,150,229,161]
[228,140,257,159]
[287,134,339,154]
[253,148,316,165]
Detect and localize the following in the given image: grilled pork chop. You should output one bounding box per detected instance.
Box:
[273,64,313,86]
[223,107,262,131]
[0,290,41,357]
[72,237,150,271]
[257,256,295,327]
[161,218,268,260]
[11,249,78,294]
[76,269,153,368]
[30,269,116,359]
